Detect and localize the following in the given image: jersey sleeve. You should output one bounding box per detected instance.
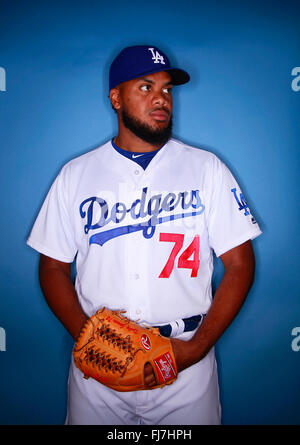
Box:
[27,164,77,262]
[206,156,262,257]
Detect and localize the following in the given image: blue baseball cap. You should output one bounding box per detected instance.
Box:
[109,45,190,90]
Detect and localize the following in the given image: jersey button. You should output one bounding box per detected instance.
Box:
[134,273,140,280]
[134,169,140,175]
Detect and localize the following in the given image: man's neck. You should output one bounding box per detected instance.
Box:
[114,132,163,153]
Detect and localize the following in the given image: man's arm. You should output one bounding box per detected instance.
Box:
[175,239,255,370]
[145,240,256,386]
[39,254,88,340]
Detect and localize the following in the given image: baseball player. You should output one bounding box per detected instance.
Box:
[27,45,262,425]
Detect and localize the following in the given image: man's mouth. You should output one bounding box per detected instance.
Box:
[149,109,170,122]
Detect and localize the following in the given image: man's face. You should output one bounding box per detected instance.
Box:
[113,71,173,145]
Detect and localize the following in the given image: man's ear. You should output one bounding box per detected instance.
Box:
[109,87,121,111]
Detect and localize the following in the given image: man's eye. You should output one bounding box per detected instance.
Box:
[163,87,171,93]
[140,85,150,92]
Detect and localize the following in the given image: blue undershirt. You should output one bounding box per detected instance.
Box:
[111,138,163,170]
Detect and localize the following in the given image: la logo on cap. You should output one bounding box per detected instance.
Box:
[148,47,165,65]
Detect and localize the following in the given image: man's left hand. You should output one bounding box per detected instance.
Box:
[144,337,196,388]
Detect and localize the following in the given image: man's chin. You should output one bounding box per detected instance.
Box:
[121,109,172,145]
[148,121,170,133]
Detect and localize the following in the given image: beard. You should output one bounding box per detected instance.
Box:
[121,108,172,146]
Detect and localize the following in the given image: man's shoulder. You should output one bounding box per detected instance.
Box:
[58,140,112,179]
[168,138,218,163]
[65,140,111,168]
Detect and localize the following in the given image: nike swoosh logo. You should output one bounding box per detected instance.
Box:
[132,154,144,159]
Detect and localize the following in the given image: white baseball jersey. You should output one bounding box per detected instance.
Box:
[27,137,262,425]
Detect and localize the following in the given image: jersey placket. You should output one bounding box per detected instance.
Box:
[124,163,152,323]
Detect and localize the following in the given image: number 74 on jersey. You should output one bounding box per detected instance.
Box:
[158,233,200,278]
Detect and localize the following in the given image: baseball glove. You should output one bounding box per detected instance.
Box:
[73,307,178,392]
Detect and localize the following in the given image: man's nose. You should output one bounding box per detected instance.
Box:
[151,91,167,107]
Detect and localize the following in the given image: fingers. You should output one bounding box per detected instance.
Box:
[144,362,157,388]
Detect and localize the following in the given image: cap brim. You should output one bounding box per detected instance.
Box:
[110,67,190,90]
[165,68,190,85]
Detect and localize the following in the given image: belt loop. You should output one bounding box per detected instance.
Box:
[169,319,185,337]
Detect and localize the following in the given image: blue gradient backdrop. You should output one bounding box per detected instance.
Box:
[0,0,299,425]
